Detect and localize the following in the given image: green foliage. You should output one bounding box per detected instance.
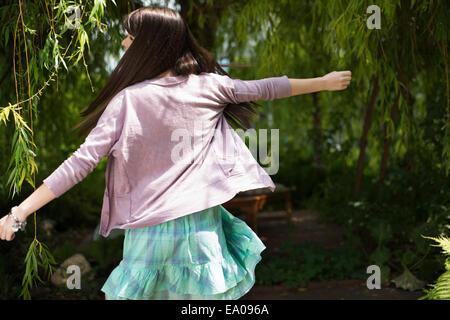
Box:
[19,239,58,300]
[255,239,367,288]
[420,235,450,300]
[0,0,112,198]
[0,0,448,299]
[0,0,119,300]
[310,162,450,286]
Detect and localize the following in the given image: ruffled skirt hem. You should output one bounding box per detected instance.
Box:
[101,205,266,300]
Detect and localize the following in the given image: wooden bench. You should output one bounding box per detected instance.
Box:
[222,184,293,234]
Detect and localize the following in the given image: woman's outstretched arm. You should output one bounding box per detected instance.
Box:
[0,183,55,241]
[288,70,352,96]
[1,91,127,241]
[15,184,56,222]
[214,70,352,104]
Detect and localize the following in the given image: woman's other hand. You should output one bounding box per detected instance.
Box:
[322,71,352,91]
[0,214,16,241]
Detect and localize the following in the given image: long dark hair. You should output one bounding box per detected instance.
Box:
[71,5,261,138]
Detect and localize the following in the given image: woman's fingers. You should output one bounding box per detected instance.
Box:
[341,70,352,77]
[0,216,16,241]
[0,218,4,240]
[322,70,352,91]
[1,231,15,241]
[342,72,352,87]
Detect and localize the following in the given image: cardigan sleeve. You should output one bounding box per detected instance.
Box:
[214,74,291,104]
[43,92,126,198]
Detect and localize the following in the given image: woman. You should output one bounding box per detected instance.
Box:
[0,6,351,300]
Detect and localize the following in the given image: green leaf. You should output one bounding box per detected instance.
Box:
[11,130,18,152]
[23,265,30,286]
[60,56,68,71]
[19,167,26,186]
[392,268,426,291]
[35,272,45,285]
[422,235,450,256]
[30,56,39,83]
[46,251,57,265]
[31,251,38,273]
[6,167,16,186]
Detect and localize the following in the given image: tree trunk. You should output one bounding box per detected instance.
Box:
[377,93,400,197]
[312,91,322,179]
[354,76,379,197]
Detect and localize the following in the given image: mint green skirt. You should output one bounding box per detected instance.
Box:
[100,204,266,300]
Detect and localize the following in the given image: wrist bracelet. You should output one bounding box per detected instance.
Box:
[8,206,27,232]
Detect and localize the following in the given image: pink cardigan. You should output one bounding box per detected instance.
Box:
[43,72,291,237]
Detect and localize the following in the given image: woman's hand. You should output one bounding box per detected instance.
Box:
[0,214,16,241]
[322,70,352,91]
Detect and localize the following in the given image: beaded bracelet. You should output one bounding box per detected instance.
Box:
[8,206,27,232]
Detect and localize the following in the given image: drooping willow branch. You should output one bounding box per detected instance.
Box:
[0,0,109,300]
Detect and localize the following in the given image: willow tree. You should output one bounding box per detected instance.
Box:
[218,0,448,284]
[1,0,448,299]
[0,0,140,299]
[219,0,448,192]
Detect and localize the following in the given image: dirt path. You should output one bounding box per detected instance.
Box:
[29,207,423,300]
[237,208,424,300]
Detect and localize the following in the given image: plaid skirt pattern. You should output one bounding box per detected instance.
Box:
[100,204,266,300]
